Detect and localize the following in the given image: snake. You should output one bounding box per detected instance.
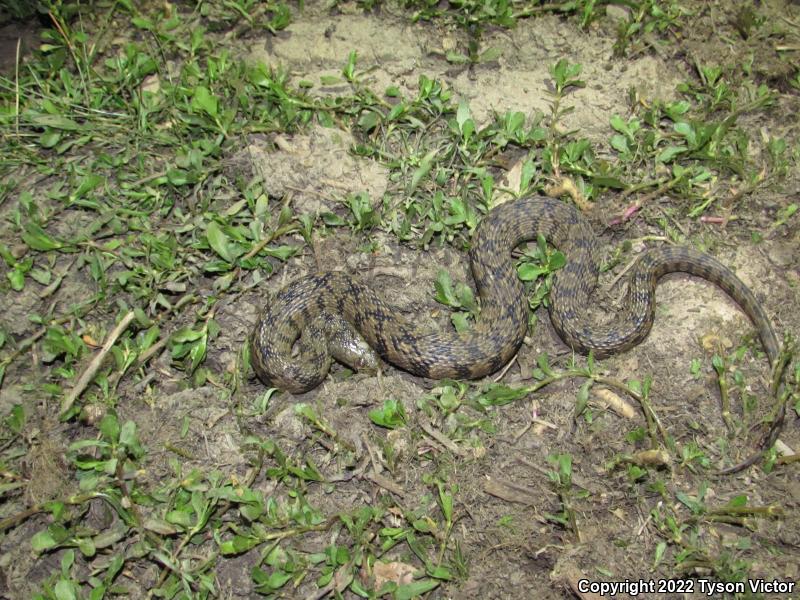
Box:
[251,196,779,394]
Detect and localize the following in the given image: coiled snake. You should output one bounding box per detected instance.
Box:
[251,196,779,394]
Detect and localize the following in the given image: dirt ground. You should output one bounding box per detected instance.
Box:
[1,1,799,598]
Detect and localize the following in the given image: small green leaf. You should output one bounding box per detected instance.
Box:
[536,353,553,376]
[40,130,62,147]
[78,537,96,557]
[664,100,691,120]
[29,267,52,285]
[438,483,453,522]
[54,579,78,600]
[548,252,566,270]
[8,267,25,290]
[396,579,440,600]
[29,113,82,131]
[99,413,120,443]
[592,175,625,189]
[170,327,205,343]
[409,149,438,193]
[433,271,459,307]
[220,535,260,555]
[166,509,193,527]
[427,565,453,580]
[727,494,748,508]
[31,530,58,552]
[456,99,471,131]
[143,517,178,535]
[192,86,219,117]
[4,404,24,432]
[23,223,63,251]
[477,384,529,407]
[450,311,470,333]
[520,159,536,192]
[480,46,502,62]
[444,197,468,225]
[358,110,379,132]
[93,527,128,549]
[131,16,154,29]
[609,114,628,134]
[445,51,469,65]
[119,420,138,448]
[610,134,629,154]
[368,399,407,429]
[342,50,358,81]
[72,174,104,201]
[517,264,546,281]
[673,121,696,147]
[167,168,196,186]
[656,145,685,163]
[61,549,75,575]
[455,282,476,312]
[189,333,208,373]
[575,380,592,418]
[206,222,237,263]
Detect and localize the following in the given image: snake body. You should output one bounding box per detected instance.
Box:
[251,196,779,393]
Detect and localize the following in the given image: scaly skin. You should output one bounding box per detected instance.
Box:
[251,196,779,393]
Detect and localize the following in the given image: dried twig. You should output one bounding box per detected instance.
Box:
[61,311,136,414]
[418,420,467,457]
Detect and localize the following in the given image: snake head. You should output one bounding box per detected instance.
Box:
[315,314,381,374]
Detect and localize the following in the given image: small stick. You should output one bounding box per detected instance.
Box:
[106,337,168,391]
[615,177,679,221]
[127,170,167,188]
[492,352,518,382]
[606,256,638,294]
[365,472,406,497]
[483,475,549,508]
[15,37,20,137]
[0,504,44,533]
[61,310,136,414]
[713,359,735,433]
[700,215,726,225]
[418,420,467,457]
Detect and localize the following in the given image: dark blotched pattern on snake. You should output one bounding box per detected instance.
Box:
[251,196,778,393]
